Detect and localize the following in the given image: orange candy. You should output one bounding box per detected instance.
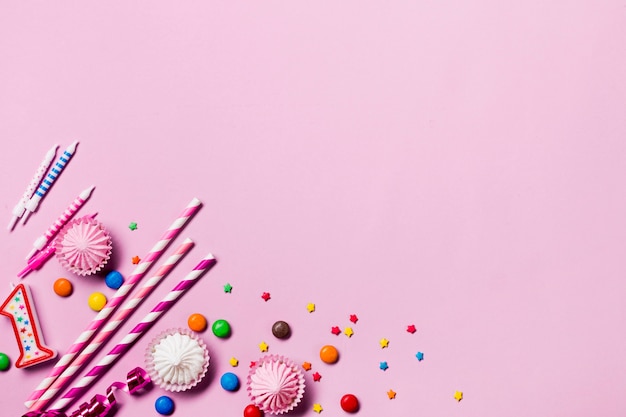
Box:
[188,313,208,332]
[53,278,73,297]
[319,345,339,364]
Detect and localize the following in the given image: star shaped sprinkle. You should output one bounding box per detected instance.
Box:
[331,326,341,335]
[223,283,233,293]
[306,303,315,313]
[387,389,396,399]
[379,361,389,371]
[259,341,269,352]
[229,357,239,367]
[349,314,358,323]
[302,362,312,371]
[128,222,138,231]
[416,352,424,361]
[312,403,323,413]
[312,372,322,382]
[131,256,140,264]
[454,391,463,402]
[380,338,389,348]
[344,327,354,337]
[261,292,271,302]
[249,361,256,368]
[407,324,417,334]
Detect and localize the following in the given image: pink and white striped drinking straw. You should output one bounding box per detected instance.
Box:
[26,238,195,412]
[24,198,201,409]
[49,253,216,412]
[25,185,95,260]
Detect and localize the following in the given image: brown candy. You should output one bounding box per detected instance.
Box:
[271,320,291,339]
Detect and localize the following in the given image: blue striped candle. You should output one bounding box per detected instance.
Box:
[22,141,79,225]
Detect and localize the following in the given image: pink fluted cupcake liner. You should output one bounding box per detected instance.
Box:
[247,355,305,415]
[55,217,112,276]
[145,328,210,392]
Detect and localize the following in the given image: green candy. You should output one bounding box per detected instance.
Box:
[0,353,10,371]
[212,319,231,338]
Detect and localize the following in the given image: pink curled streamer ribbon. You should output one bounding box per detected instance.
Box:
[23,367,150,417]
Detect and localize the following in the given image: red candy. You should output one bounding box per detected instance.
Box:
[340,394,359,413]
[244,404,263,417]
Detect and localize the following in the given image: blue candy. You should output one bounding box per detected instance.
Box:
[105,271,124,289]
[220,372,240,391]
[155,395,174,415]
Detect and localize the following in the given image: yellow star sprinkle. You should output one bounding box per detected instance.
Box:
[454,391,463,402]
[259,341,269,352]
[229,357,239,367]
[307,303,316,313]
[312,403,323,413]
[344,327,354,337]
[380,338,389,348]
[387,389,396,399]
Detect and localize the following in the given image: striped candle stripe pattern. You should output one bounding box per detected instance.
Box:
[22,141,79,225]
[25,186,95,260]
[49,253,216,412]
[8,144,57,231]
[26,238,194,412]
[24,198,202,409]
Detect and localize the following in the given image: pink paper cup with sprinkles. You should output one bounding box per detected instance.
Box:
[247,355,305,415]
[55,217,112,276]
[145,328,210,392]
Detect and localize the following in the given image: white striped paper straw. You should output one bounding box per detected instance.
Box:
[49,253,216,411]
[24,198,201,409]
[26,238,194,411]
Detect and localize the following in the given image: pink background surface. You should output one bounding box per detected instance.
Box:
[1,2,626,416]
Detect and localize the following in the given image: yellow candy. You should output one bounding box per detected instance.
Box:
[88,292,107,311]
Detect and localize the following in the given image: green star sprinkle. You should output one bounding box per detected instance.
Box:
[128,222,138,231]
[223,283,233,293]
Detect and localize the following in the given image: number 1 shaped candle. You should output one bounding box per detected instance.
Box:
[0,283,56,368]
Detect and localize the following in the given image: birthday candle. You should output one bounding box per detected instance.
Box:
[7,145,57,231]
[49,253,216,412]
[18,214,98,279]
[22,141,79,225]
[0,283,56,368]
[25,186,95,260]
